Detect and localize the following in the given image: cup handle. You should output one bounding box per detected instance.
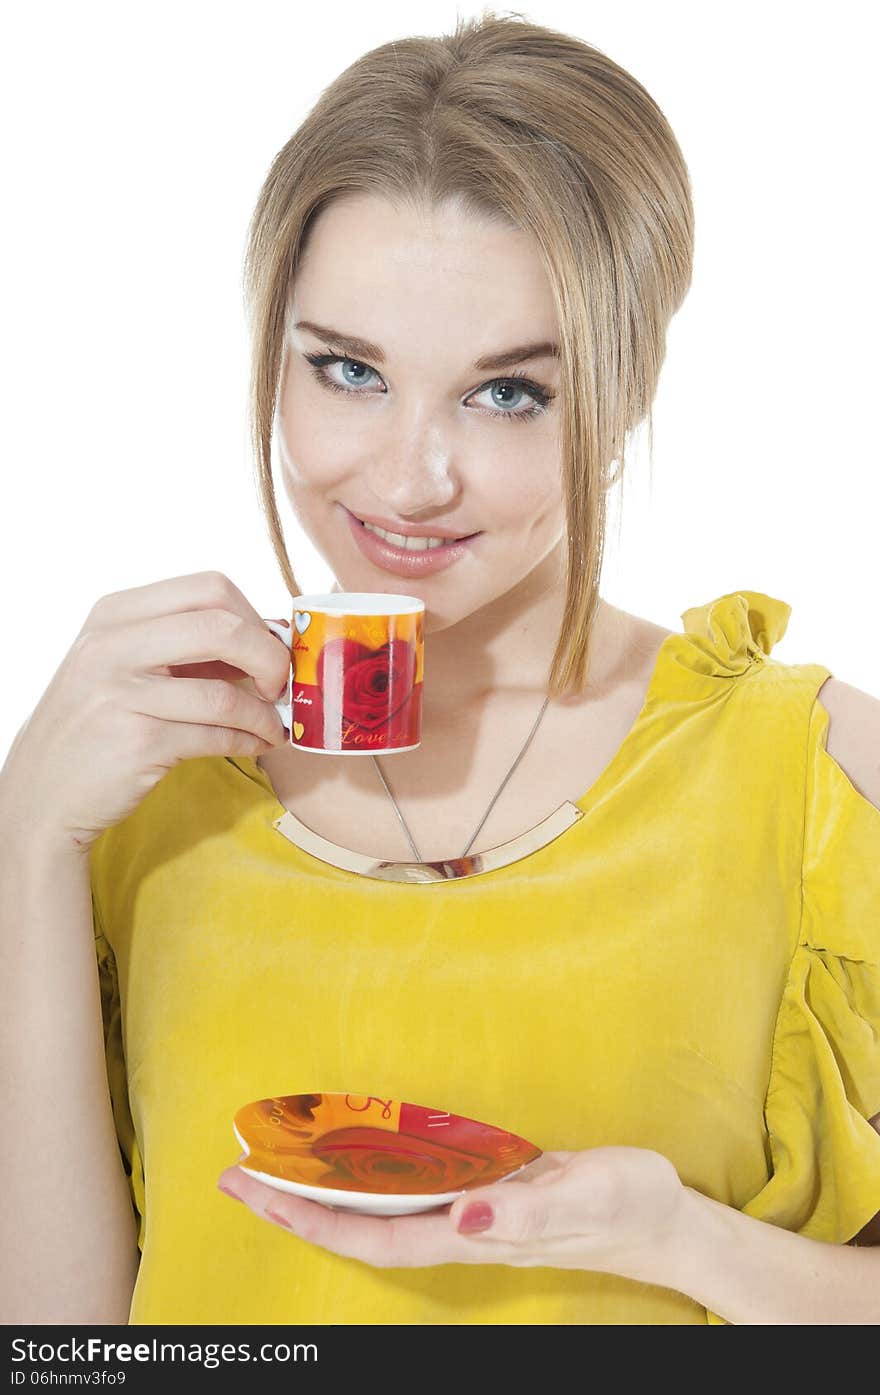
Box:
[263,618,293,742]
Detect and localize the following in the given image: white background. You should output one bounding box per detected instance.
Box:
[2,0,877,761]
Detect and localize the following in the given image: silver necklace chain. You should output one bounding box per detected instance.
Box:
[369,694,552,862]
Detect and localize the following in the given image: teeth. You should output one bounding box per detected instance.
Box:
[362,521,453,550]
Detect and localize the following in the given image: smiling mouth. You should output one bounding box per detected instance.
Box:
[348,510,480,546]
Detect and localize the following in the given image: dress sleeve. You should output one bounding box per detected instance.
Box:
[706,688,880,1324]
[92,887,146,1254]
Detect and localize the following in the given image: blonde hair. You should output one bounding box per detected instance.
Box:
[243,9,694,700]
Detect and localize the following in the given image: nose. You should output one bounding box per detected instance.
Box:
[368,421,458,516]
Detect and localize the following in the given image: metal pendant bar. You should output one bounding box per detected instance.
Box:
[271,801,585,882]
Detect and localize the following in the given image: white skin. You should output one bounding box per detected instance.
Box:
[275,191,620,733]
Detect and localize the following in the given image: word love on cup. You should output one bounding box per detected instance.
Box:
[263,593,424,755]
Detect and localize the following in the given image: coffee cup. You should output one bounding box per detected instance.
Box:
[263,592,424,755]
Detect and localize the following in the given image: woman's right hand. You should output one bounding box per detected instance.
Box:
[0,571,292,854]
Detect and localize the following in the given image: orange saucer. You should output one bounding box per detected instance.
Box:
[232,1092,543,1215]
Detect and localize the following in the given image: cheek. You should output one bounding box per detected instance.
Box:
[278,380,364,485]
[478,441,563,531]
[278,370,563,523]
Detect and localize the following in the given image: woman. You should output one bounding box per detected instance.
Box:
[4,13,878,1325]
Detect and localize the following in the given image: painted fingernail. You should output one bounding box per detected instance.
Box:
[457,1203,494,1234]
[266,1209,293,1229]
[218,1183,243,1201]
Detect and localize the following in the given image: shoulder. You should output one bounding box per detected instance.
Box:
[815,676,880,814]
[609,606,675,679]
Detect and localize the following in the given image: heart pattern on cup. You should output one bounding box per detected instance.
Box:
[294,612,312,634]
[293,721,305,741]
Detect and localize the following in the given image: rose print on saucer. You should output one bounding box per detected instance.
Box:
[231,1092,543,1215]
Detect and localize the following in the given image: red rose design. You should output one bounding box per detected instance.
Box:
[317,637,417,732]
[313,1126,492,1194]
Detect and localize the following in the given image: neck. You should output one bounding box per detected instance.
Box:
[424,543,567,716]
[332,540,613,719]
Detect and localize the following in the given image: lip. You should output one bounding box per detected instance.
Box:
[346,507,478,540]
[343,506,481,578]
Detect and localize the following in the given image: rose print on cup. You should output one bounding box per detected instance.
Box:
[274,599,424,754]
[317,636,418,743]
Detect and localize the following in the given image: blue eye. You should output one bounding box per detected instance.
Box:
[303,354,385,396]
[302,353,555,423]
[471,379,545,418]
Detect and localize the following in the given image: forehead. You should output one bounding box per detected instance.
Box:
[291,192,558,350]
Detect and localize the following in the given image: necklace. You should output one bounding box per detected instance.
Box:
[369,694,552,862]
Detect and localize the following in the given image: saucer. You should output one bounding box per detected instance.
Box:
[231,1092,543,1216]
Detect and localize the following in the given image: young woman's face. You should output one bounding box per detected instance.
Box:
[277,192,566,634]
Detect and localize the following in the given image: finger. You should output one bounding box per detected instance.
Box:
[218,1168,460,1267]
[85,572,291,702]
[101,608,290,704]
[88,571,268,631]
[448,1163,579,1245]
[163,659,253,683]
[127,671,287,746]
[188,620,289,696]
[453,1147,635,1247]
[514,1151,573,1185]
[450,1189,548,1245]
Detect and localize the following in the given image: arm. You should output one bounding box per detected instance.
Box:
[0,794,140,1323]
[816,676,880,811]
[648,1164,880,1325]
[649,677,880,1322]
[816,676,880,1252]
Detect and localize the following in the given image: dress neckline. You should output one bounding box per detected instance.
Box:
[227,590,791,884]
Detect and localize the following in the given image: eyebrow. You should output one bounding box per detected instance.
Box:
[294,320,560,373]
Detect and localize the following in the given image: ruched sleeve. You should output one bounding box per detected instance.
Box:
[706,686,880,1324]
[678,590,793,678]
[92,887,146,1254]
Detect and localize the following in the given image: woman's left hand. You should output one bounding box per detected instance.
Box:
[217,1146,687,1277]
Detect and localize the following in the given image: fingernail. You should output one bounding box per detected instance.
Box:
[218,1182,243,1202]
[457,1202,494,1234]
[266,1209,293,1229]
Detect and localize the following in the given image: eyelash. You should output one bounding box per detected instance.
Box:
[302,352,555,423]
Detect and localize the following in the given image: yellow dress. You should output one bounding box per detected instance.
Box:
[88,590,880,1325]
